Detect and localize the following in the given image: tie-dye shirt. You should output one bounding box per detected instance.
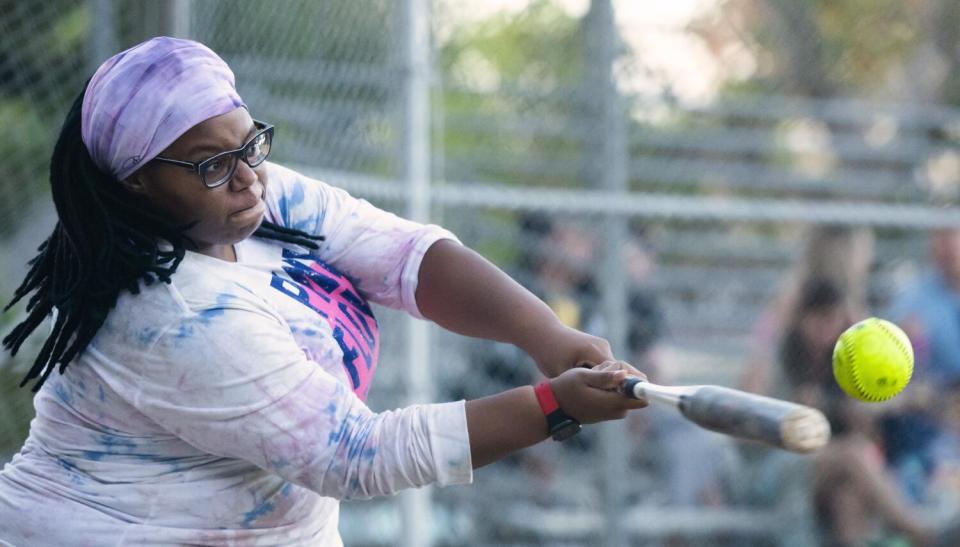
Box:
[0,163,472,546]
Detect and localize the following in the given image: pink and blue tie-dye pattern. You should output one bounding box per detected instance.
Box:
[0,164,473,546]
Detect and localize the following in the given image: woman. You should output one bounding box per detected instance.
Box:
[813,396,935,547]
[0,37,645,545]
[778,277,854,406]
[740,225,874,397]
[772,279,934,546]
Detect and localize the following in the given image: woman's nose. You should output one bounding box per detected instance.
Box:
[230,159,257,190]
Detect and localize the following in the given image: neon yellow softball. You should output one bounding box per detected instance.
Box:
[832,318,913,402]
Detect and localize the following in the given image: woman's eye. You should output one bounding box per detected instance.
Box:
[205,160,225,174]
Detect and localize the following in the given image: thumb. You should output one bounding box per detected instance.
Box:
[582,367,628,390]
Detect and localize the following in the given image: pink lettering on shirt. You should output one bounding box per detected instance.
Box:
[270,250,379,400]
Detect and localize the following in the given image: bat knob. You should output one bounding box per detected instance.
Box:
[620,377,644,400]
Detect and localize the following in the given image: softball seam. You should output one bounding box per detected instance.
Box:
[843,334,879,402]
[876,320,914,384]
[847,320,910,402]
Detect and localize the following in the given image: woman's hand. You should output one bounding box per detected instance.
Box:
[522,322,646,379]
[550,360,648,423]
[521,322,611,377]
[465,360,647,468]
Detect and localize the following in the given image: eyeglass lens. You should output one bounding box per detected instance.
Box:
[201,130,272,187]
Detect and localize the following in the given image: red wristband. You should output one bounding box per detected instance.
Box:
[535,381,581,441]
[534,381,560,415]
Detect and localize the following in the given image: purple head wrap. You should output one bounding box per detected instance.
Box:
[81,36,246,181]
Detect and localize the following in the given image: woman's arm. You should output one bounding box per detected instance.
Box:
[269,171,623,377]
[127,303,645,501]
[466,362,643,468]
[416,239,616,377]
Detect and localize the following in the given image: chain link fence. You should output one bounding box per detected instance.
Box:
[4,1,960,545]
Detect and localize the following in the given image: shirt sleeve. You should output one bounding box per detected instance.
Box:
[264,162,459,318]
[125,301,473,500]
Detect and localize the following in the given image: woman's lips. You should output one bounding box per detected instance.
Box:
[230,184,265,216]
[230,199,264,218]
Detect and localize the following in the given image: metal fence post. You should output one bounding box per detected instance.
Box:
[161,0,192,39]
[399,0,434,545]
[586,1,630,545]
[88,0,118,71]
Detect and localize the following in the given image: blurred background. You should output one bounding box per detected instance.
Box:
[6,0,960,545]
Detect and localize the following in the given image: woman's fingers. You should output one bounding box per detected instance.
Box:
[592,359,646,379]
[581,366,628,390]
[551,365,649,424]
[583,361,649,408]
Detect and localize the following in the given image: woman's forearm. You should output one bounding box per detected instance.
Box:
[415,239,563,355]
[415,239,621,377]
[465,386,549,468]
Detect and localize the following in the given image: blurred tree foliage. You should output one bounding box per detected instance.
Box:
[438,0,587,188]
[0,0,93,454]
[434,1,593,267]
[0,0,90,238]
[697,0,960,103]
[202,0,392,62]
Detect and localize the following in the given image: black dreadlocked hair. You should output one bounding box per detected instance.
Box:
[3,85,324,392]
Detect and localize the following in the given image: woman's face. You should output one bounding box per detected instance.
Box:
[800,304,850,354]
[126,108,267,260]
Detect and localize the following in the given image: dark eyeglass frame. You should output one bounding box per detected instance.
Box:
[153,119,274,188]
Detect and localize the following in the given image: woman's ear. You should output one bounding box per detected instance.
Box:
[121,171,149,195]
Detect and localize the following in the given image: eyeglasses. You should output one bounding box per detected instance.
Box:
[153,120,274,188]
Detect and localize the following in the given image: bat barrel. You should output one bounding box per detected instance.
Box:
[679,386,829,452]
[622,379,830,453]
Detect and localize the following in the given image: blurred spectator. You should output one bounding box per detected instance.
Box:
[772,277,934,546]
[626,286,665,373]
[451,215,604,505]
[813,397,935,547]
[779,277,854,407]
[623,230,741,517]
[516,212,598,326]
[882,227,960,505]
[888,227,960,384]
[741,225,874,397]
[456,214,600,401]
[623,226,666,373]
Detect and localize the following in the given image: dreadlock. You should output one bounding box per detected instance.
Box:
[3,85,324,392]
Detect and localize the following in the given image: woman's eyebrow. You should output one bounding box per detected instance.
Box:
[186,124,258,157]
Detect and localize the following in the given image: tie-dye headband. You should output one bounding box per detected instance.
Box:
[81,36,246,181]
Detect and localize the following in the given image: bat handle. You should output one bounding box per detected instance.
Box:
[619,376,685,408]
